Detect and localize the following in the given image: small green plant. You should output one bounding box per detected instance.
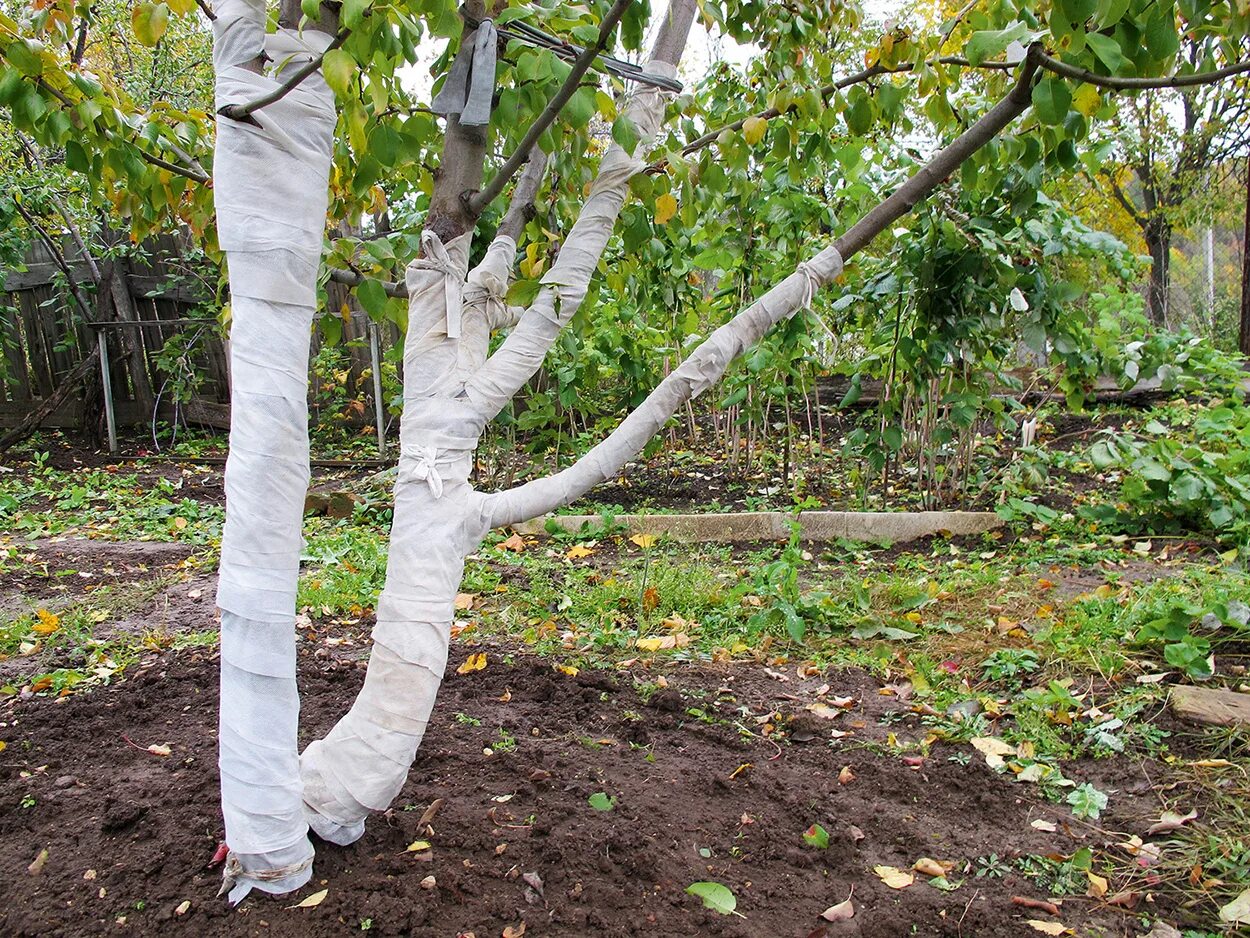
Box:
[981,648,1041,684]
[1067,783,1109,820]
[588,792,615,811]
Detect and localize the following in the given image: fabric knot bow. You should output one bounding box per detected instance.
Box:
[402,443,444,499]
[416,229,464,339]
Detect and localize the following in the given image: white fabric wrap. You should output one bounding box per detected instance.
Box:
[486,244,845,528]
[302,234,488,831]
[465,61,678,418]
[212,0,336,903]
[301,63,679,835]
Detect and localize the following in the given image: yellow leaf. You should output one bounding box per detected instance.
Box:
[1086,871,1108,898]
[553,663,579,676]
[1026,921,1067,935]
[292,888,328,908]
[913,857,953,877]
[454,593,475,611]
[636,634,689,652]
[498,533,526,552]
[340,302,352,327]
[33,609,59,635]
[456,653,487,675]
[406,840,432,853]
[566,544,595,560]
[654,193,677,225]
[742,115,768,145]
[1072,84,1101,117]
[904,611,922,624]
[630,533,659,549]
[0,740,6,753]
[971,736,1016,768]
[873,865,914,889]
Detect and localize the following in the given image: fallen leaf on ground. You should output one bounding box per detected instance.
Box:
[971,736,1016,768]
[174,900,191,915]
[629,533,659,549]
[419,799,444,826]
[1027,921,1067,935]
[1086,872,1109,898]
[820,889,854,922]
[1220,887,1250,924]
[874,865,914,889]
[33,609,60,635]
[497,533,526,552]
[292,889,327,909]
[147,743,172,756]
[1030,819,1057,832]
[28,848,48,875]
[420,875,436,890]
[503,924,526,938]
[913,857,953,877]
[454,593,476,610]
[685,881,737,915]
[406,840,432,853]
[456,653,487,674]
[838,765,855,785]
[1146,809,1197,834]
[565,545,594,560]
[636,634,689,652]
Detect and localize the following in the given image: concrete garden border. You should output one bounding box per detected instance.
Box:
[514,510,1003,544]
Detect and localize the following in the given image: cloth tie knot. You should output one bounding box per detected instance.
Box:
[402,443,444,498]
[416,229,464,339]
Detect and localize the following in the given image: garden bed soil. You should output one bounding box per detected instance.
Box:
[1,640,1179,938]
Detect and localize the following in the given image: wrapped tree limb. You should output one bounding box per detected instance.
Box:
[211,0,337,904]
[299,0,698,839]
[486,49,1044,527]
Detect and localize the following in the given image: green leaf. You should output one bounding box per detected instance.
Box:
[131,2,170,47]
[685,881,737,915]
[964,23,1029,66]
[611,114,639,155]
[565,86,596,129]
[1031,78,1071,125]
[1094,0,1130,27]
[5,39,45,76]
[1085,33,1125,72]
[355,277,388,318]
[321,48,355,99]
[1067,783,1108,820]
[802,824,830,849]
[588,792,615,811]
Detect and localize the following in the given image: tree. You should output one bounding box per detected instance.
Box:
[3,0,1249,903]
[1094,35,1250,327]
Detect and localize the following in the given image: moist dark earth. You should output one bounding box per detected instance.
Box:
[0,637,1181,938]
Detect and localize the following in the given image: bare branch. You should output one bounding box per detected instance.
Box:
[648,56,1016,172]
[328,266,407,298]
[496,148,550,243]
[218,28,350,122]
[1036,51,1250,89]
[468,0,633,216]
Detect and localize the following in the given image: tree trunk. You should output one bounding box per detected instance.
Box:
[1144,218,1171,329]
[1239,153,1250,356]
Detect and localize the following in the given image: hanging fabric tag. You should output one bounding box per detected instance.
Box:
[431,20,497,128]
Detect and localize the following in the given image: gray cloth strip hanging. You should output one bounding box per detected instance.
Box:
[431,19,497,128]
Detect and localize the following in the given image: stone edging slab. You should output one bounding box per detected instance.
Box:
[514,510,1002,544]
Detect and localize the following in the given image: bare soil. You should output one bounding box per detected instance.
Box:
[1,638,1176,938]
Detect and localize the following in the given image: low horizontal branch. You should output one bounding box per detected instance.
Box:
[218,28,350,122]
[328,266,408,297]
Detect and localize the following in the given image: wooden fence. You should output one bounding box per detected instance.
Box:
[0,232,388,445]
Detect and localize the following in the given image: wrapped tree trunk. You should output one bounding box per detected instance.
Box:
[299,17,691,838]
[211,0,337,902]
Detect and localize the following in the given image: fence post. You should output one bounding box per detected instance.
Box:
[369,319,386,456]
[96,327,117,454]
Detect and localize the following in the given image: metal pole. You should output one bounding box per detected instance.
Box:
[369,320,387,456]
[96,328,118,454]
